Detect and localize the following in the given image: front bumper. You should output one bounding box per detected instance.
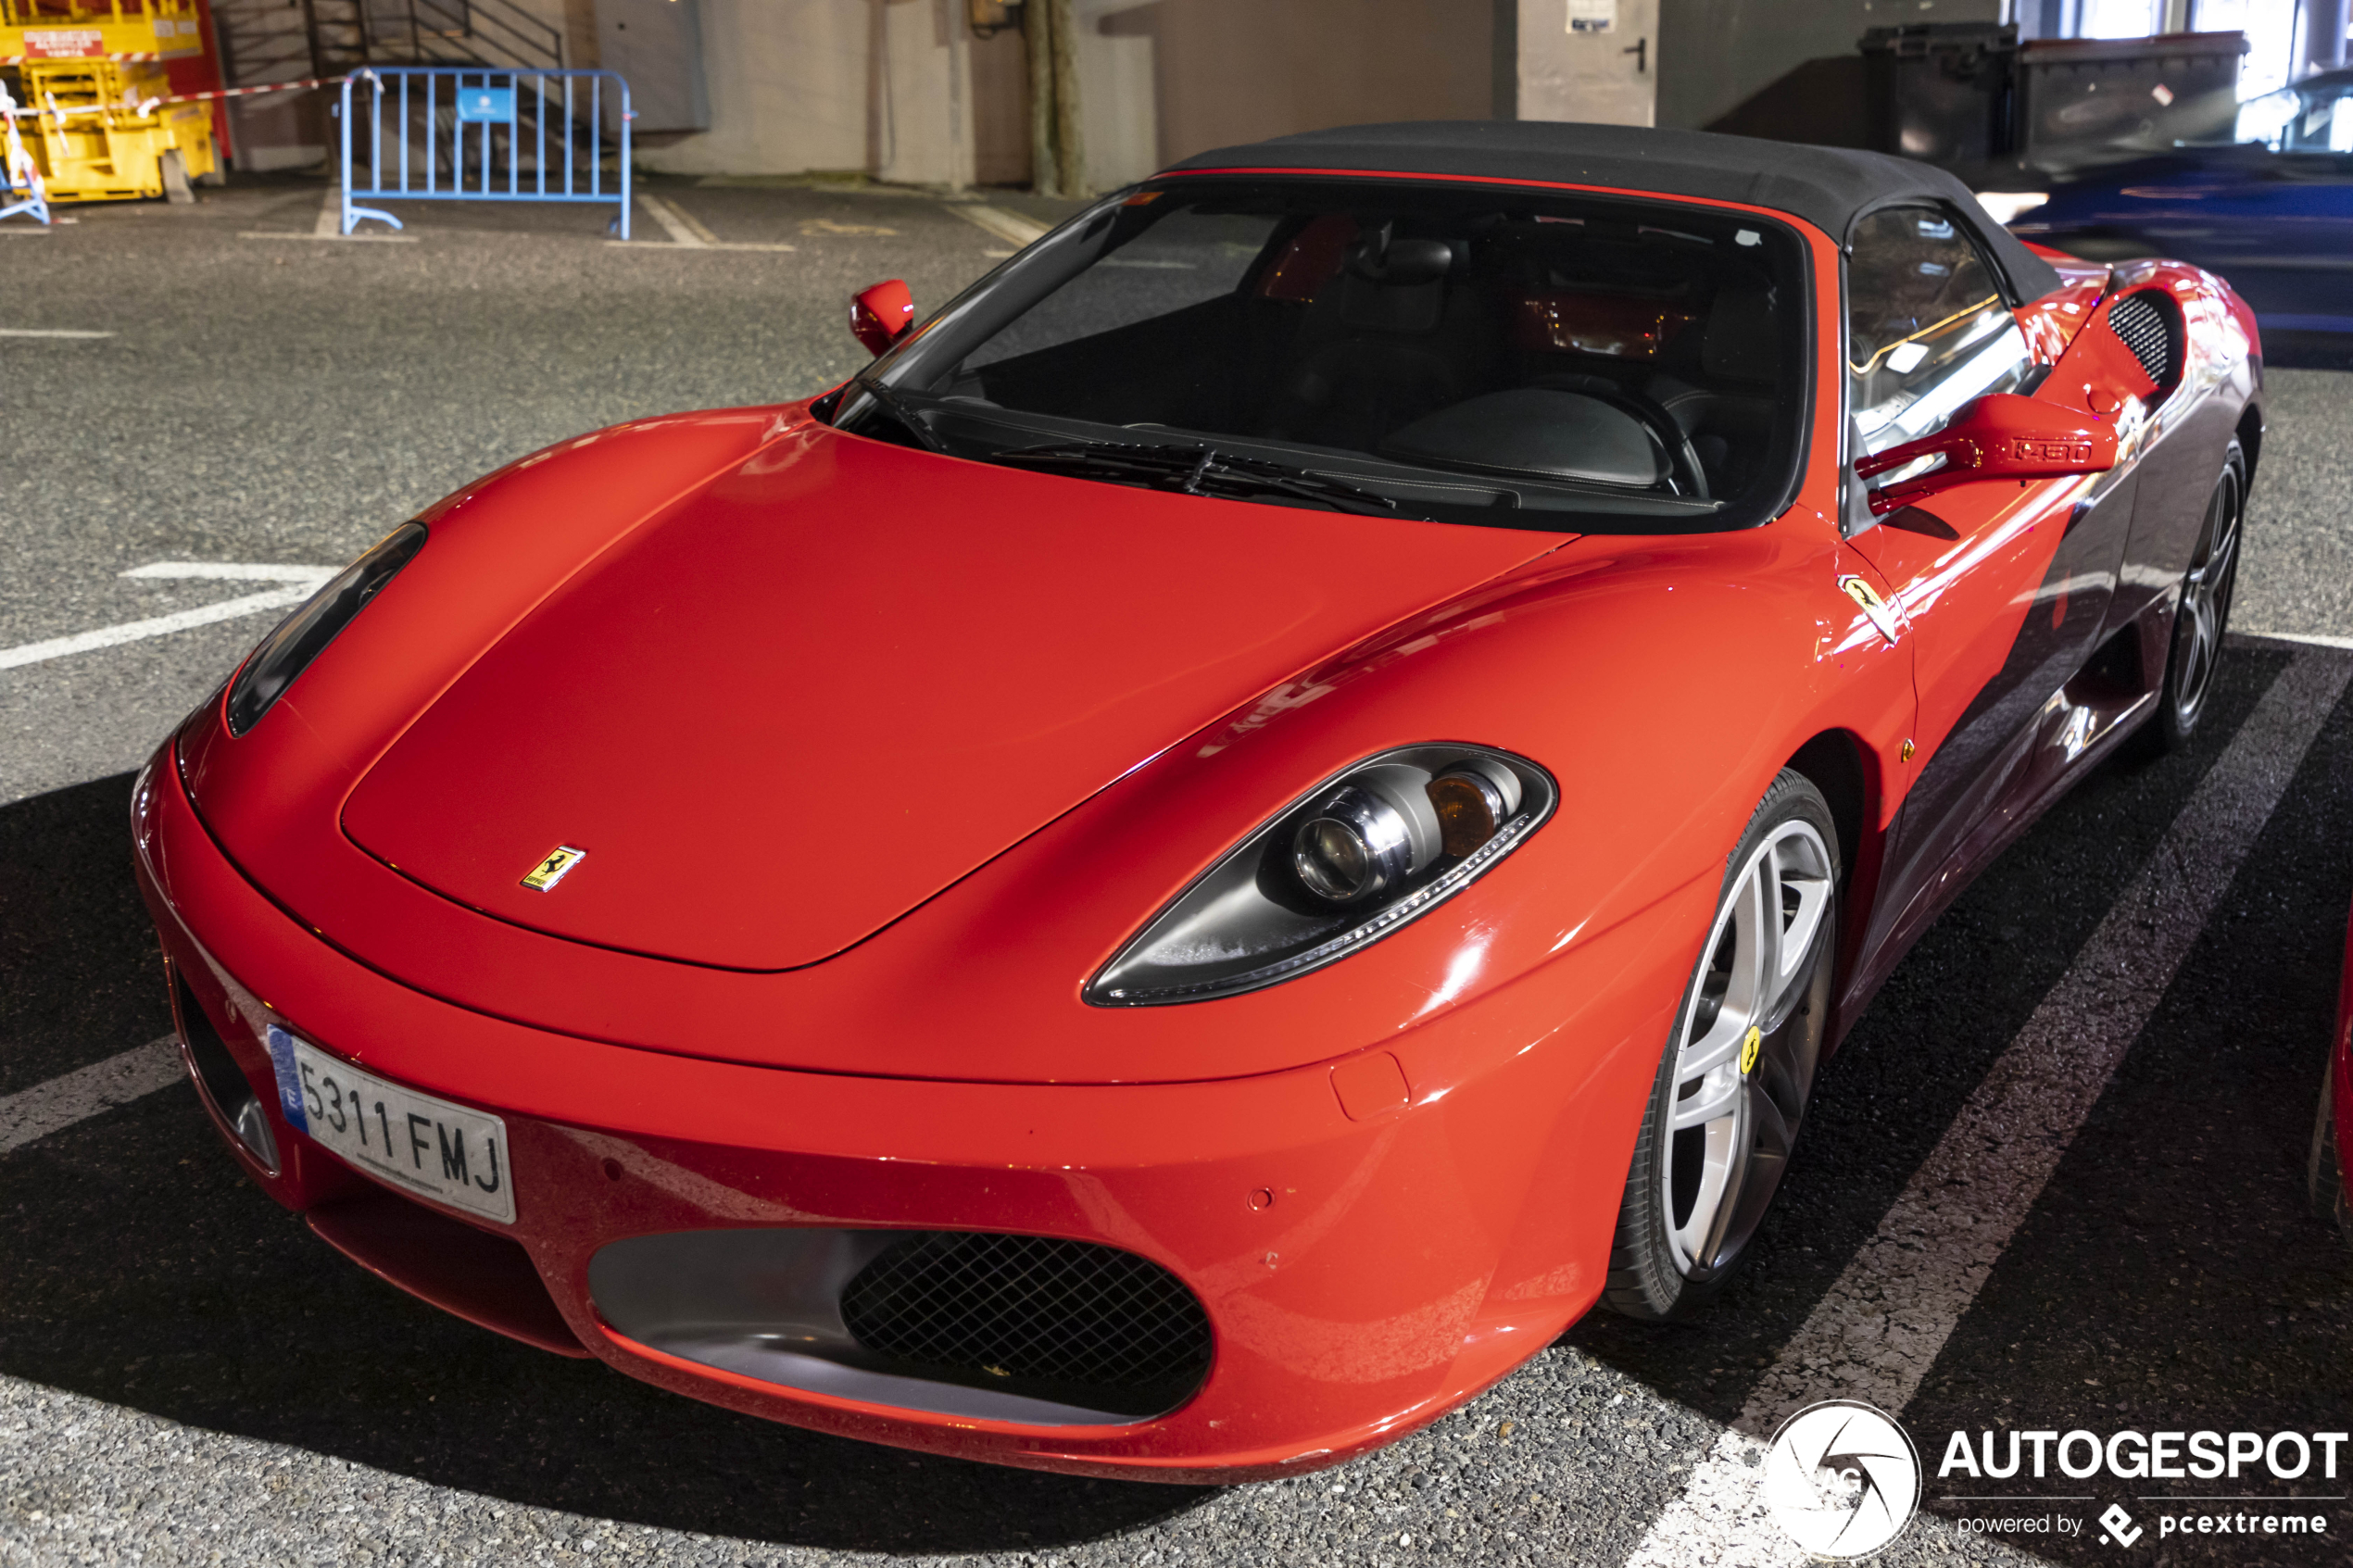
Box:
[132,740,1695,1480]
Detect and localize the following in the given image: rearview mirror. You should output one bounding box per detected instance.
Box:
[849,279,915,358]
[1854,393,2118,519]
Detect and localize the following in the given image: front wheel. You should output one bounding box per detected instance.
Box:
[1602,770,1840,1321]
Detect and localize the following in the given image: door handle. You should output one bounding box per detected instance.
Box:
[1623,37,1647,73]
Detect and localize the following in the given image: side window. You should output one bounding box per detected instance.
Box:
[1847,206,2032,456]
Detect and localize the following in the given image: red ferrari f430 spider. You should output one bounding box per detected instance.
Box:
[137,122,2263,1480]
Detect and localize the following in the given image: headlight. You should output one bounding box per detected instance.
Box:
[224,522,426,736]
[1086,745,1555,1006]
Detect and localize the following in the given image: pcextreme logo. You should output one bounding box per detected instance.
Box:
[1763,1400,1923,1558]
[2098,1503,2144,1547]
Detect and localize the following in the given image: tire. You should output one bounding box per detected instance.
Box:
[1602,770,1841,1321]
[2133,438,2246,759]
[2312,1055,2352,1247]
[160,148,193,206]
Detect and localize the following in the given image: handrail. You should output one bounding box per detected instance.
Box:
[364,0,561,71]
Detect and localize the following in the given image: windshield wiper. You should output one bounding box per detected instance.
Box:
[846,376,947,454]
[991,441,1402,517]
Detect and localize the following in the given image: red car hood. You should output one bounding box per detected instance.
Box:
[342,424,1565,971]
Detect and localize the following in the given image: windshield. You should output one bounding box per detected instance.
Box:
[2227,81,2353,151]
[829,177,1813,533]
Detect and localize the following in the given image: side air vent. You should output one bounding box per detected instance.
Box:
[174,967,279,1172]
[2106,290,2183,391]
[841,1231,1214,1414]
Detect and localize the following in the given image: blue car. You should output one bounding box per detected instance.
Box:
[2015,68,2353,335]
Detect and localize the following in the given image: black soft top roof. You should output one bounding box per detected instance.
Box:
[1166,120,2064,304]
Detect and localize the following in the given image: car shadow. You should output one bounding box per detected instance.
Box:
[1560,644,2323,1426]
[0,775,1210,1553]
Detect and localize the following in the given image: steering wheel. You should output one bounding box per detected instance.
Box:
[1534,376,1711,500]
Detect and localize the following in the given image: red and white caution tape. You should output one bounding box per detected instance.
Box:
[152,74,349,105]
[3,74,346,121]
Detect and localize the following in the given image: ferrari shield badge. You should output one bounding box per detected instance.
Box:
[521,845,586,891]
[1838,574,1903,644]
[1740,1024,1762,1076]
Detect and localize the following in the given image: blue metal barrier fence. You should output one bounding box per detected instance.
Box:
[340,68,631,239]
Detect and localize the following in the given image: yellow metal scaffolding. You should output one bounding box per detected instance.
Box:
[0,1,218,201]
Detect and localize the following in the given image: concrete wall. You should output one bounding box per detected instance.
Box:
[624,0,1494,189]
[1656,0,2001,139]
[626,0,979,185]
[1103,0,1494,168]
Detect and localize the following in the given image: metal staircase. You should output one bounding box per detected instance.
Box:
[212,0,565,89]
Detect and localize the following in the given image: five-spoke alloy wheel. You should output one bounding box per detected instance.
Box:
[2142,438,2247,756]
[1604,769,1841,1320]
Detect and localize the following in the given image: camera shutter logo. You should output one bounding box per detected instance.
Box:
[1763,1399,1923,1558]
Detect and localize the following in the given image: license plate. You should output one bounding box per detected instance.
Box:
[263,1027,516,1224]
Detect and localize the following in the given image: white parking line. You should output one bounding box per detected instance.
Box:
[0,1039,180,1155]
[951,203,1050,249]
[636,191,711,247]
[120,561,339,584]
[1626,646,2353,1568]
[2241,626,2353,651]
[605,195,799,256]
[0,328,112,338]
[0,562,336,672]
[0,589,308,671]
[240,231,420,244]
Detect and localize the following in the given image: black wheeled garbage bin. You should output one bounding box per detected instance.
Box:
[1861,22,2020,165]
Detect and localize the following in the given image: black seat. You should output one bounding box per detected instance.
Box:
[1259,226,1496,450]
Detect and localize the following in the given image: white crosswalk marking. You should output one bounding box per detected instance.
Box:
[1626,647,2353,1567]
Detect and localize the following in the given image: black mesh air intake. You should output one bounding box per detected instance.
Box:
[840,1231,1212,1412]
[2106,290,2183,390]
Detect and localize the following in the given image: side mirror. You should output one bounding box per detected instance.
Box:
[1854,393,2118,518]
[849,280,915,358]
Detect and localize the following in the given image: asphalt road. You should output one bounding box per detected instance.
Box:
[4,180,2352,1568]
